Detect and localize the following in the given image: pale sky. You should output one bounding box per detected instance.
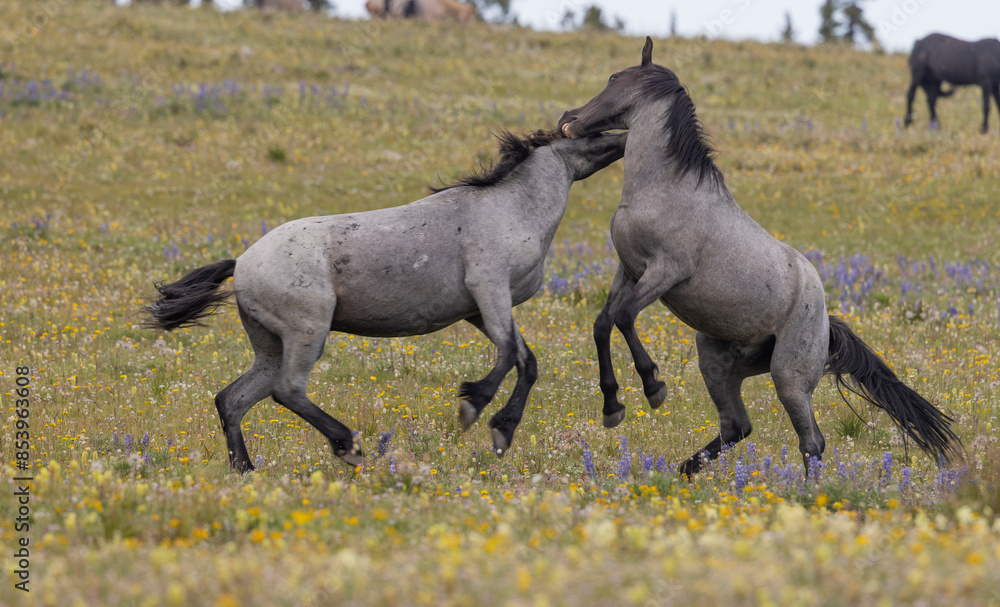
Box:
[202,1,999,53]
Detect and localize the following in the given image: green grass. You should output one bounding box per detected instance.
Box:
[1,1,1000,605]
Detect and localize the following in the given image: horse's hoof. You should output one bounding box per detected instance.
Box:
[646,384,667,410]
[678,457,700,478]
[603,409,626,428]
[336,450,364,468]
[458,399,479,431]
[490,427,509,456]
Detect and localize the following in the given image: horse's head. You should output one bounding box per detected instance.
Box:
[558,37,680,139]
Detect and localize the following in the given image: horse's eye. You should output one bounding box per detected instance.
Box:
[608,74,618,83]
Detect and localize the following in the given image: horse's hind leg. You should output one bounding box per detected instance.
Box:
[992,84,1000,135]
[981,84,992,133]
[923,82,941,128]
[678,334,771,477]
[770,318,829,470]
[215,306,281,473]
[268,300,362,467]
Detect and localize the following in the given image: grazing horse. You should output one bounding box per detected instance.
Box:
[144,130,626,472]
[904,33,1000,133]
[559,37,959,474]
[365,0,475,23]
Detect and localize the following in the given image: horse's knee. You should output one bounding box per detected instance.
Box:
[612,308,635,333]
[272,382,300,408]
[520,350,538,385]
[722,421,752,445]
[593,311,613,342]
[214,390,237,428]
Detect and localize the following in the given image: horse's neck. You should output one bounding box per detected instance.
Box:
[510,150,574,221]
[623,99,679,186]
[622,99,719,204]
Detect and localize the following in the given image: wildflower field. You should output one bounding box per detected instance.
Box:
[2,2,1000,605]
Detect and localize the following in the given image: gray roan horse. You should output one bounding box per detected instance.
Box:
[904,33,1000,133]
[144,130,626,472]
[559,37,959,475]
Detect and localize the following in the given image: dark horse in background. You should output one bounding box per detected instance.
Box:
[904,33,1000,133]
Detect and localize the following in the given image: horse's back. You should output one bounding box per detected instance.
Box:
[911,33,982,84]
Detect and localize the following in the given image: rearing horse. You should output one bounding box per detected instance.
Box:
[144,130,625,472]
[559,38,959,474]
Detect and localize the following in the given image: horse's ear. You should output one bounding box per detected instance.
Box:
[641,36,653,66]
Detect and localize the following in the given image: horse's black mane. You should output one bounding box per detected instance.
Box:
[429,129,560,193]
[640,66,721,187]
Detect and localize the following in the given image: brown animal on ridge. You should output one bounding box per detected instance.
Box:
[365,0,475,23]
[257,0,304,12]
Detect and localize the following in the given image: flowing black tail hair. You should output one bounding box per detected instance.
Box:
[142,259,236,331]
[825,315,961,463]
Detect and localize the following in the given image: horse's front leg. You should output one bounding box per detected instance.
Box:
[609,266,680,415]
[457,312,519,433]
[484,326,537,455]
[593,266,635,427]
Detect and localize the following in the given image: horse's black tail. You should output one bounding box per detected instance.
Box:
[142,259,236,331]
[825,315,961,463]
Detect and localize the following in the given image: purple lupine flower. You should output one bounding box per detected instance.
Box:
[581,440,596,477]
[141,432,150,449]
[376,432,393,459]
[881,451,892,483]
[389,455,397,476]
[899,467,911,494]
[640,453,655,474]
[123,433,133,452]
[780,445,789,466]
[655,456,668,473]
[734,458,747,491]
[253,454,265,468]
[112,432,119,447]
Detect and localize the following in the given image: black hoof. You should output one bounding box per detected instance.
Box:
[646,383,667,409]
[232,461,255,475]
[678,453,706,478]
[457,399,480,431]
[488,418,516,456]
[336,449,364,468]
[333,438,365,468]
[603,409,626,428]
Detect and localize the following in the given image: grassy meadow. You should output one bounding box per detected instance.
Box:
[2,1,1000,604]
